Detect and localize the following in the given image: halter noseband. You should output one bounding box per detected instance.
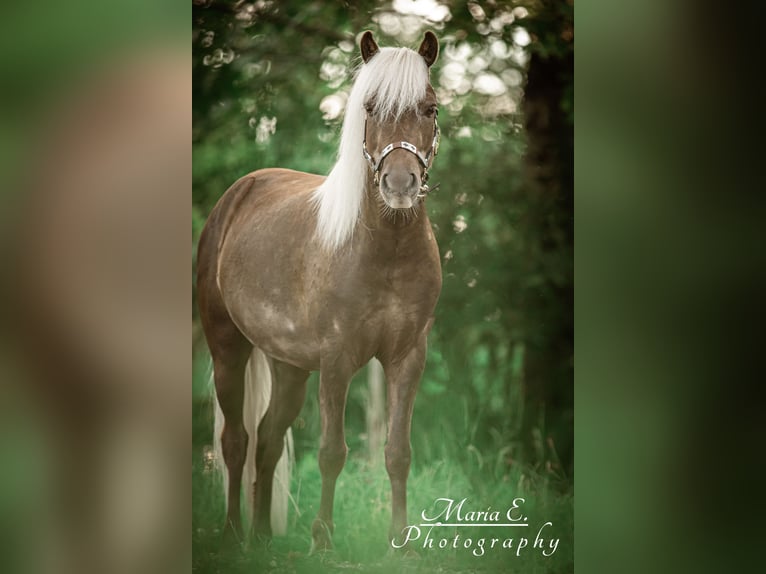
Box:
[362,113,440,192]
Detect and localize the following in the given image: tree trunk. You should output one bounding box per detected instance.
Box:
[519,5,574,475]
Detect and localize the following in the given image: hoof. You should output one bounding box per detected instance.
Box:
[388,526,421,556]
[388,541,421,557]
[310,519,334,554]
[251,532,273,551]
[219,522,246,553]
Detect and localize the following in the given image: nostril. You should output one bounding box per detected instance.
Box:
[380,170,418,192]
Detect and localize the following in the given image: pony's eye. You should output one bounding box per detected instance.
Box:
[426,105,438,117]
[364,101,375,114]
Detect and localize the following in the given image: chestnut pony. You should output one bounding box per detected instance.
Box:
[197,31,442,550]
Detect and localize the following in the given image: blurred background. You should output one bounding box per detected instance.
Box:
[0,0,753,573]
[193,1,572,572]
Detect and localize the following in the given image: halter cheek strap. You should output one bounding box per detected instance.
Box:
[362,116,440,188]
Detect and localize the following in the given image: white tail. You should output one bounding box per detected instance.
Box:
[212,347,293,535]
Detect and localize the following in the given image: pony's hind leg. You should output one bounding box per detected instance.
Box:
[203,309,251,542]
[213,339,251,542]
[197,196,253,544]
[251,358,309,537]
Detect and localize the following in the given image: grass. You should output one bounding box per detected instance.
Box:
[192,355,573,573]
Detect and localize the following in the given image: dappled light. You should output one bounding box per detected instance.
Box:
[452,214,468,233]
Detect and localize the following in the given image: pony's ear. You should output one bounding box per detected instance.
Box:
[418,31,439,67]
[360,31,379,63]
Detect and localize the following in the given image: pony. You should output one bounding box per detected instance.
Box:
[197,30,442,550]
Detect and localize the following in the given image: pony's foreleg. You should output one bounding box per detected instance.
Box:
[311,359,354,552]
[382,342,427,546]
[251,359,309,537]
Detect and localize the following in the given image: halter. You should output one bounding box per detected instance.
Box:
[362,112,440,194]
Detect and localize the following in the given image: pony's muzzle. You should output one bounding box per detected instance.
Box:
[382,171,416,191]
[380,170,420,209]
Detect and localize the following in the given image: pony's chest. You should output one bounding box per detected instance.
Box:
[316,234,441,359]
[348,258,440,336]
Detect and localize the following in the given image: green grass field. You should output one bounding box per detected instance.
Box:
[192,356,573,574]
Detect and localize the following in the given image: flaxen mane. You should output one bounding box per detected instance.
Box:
[312,47,430,250]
